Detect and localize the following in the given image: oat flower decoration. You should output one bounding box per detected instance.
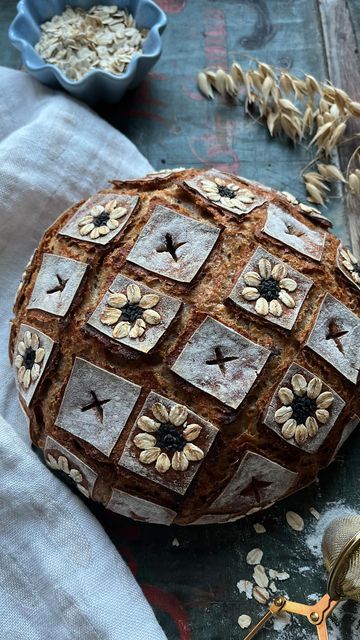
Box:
[100,283,161,339]
[133,402,204,474]
[340,247,360,285]
[78,200,127,239]
[15,330,45,390]
[46,454,89,497]
[274,374,334,445]
[241,257,297,317]
[201,176,255,212]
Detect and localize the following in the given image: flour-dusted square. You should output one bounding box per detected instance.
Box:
[171,316,270,409]
[182,168,267,217]
[305,293,360,383]
[106,488,177,525]
[119,391,218,495]
[263,204,326,261]
[44,436,98,498]
[13,324,54,406]
[28,253,88,317]
[87,274,182,353]
[55,357,141,456]
[263,362,345,453]
[229,246,313,330]
[127,203,220,282]
[59,193,138,245]
[205,451,298,515]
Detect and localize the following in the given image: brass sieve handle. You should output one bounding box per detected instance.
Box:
[327,529,360,600]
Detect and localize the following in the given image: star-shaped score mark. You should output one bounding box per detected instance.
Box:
[240,476,272,505]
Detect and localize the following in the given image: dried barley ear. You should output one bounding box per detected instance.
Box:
[197,59,360,207]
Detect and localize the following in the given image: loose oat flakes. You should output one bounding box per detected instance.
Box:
[246,548,264,565]
[252,585,270,604]
[286,510,305,531]
[238,614,252,629]
[253,522,266,534]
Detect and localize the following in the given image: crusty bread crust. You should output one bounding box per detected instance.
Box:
[10,168,360,525]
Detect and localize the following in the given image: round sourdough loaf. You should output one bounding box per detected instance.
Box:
[10,168,360,525]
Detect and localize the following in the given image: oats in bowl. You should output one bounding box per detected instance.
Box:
[34,4,149,81]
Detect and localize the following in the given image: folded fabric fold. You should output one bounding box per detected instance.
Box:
[0,415,166,639]
[0,66,166,640]
[0,65,152,437]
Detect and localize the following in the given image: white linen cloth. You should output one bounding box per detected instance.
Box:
[0,66,166,640]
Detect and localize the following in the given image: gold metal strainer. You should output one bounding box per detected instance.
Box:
[244,515,360,640]
[323,515,360,602]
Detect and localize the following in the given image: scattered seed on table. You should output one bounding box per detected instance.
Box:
[309,506,320,520]
[246,548,263,565]
[253,565,269,588]
[253,585,270,604]
[286,511,304,531]
[238,614,252,629]
[269,569,290,581]
[237,579,253,599]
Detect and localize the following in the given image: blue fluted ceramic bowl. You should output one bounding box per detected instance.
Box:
[9,0,167,104]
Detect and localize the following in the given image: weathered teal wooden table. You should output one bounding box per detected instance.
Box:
[2,1,360,638]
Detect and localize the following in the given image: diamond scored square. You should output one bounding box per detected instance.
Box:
[127,203,220,282]
[263,204,326,261]
[229,246,313,330]
[55,357,141,456]
[264,362,345,453]
[119,391,218,495]
[87,274,181,353]
[183,169,267,217]
[28,253,87,317]
[306,293,360,383]
[59,193,138,245]
[171,316,270,409]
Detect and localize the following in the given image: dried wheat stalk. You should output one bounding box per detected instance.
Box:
[197,61,360,207]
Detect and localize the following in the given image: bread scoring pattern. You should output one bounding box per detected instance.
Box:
[10,168,360,525]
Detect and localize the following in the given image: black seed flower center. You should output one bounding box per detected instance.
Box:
[353,262,360,274]
[156,423,186,452]
[218,185,236,199]
[23,347,36,369]
[94,210,110,227]
[121,302,144,323]
[291,396,316,424]
[258,277,281,302]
